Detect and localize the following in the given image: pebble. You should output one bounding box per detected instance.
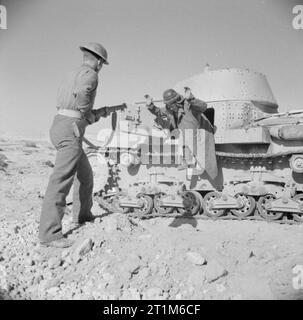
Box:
[72,238,93,263]
[186,251,206,266]
[47,257,61,269]
[43,160,54,168]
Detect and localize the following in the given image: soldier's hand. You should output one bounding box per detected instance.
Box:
[184,87,194,100]
[144,94,153,107]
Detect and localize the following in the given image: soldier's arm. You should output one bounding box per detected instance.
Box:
[189,98,208,113]
[74,70,98,123]
[147,103,166,118]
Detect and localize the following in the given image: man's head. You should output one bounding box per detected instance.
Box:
[163,89,184,112]
[80,42,109,72]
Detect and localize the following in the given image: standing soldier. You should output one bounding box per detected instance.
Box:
[39,43,110,248]
[145,88,217,179]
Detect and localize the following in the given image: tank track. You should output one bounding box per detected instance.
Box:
[95,195,300,225]
[91,149,303,225]
[216,148,303,159]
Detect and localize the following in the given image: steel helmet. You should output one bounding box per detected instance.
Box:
[80,42,109,65]
[163,89,183,105]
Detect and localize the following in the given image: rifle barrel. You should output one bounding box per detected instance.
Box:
[135,99,163,105]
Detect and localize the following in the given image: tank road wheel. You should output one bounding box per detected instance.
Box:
[177,191,201,216]
[202,191,226,218]
[190,191,204,214]
[293,194,303,223]
[133,194,153,216]
[154,193,174,214]
[257,194,283,221]
[231,194,256,218]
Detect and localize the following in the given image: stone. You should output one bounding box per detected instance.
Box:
[186,251,206,266]
[61,249,70,260]
[47,286,59,296]
[72,238,93,263]
[43,160,54,168]
[204,260,228,283]
[47,257,61,269]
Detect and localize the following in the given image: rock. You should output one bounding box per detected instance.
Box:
[61,249,70,260]
[43,160,54,168]
[204,260,228,283]
[72,238,93,263]
[25,257,35,267]
[47,257,61,269]
[40,278,61,290]
[186,251,206,266]
[47,286,59,296]
[94,217,102,224]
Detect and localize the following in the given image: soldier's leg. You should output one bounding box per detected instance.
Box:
[72,151,94,223]
[39,140,82,243]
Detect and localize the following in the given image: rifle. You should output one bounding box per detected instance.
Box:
[72,103,127,138]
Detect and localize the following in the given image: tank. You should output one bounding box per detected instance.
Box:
[86,67,303,223]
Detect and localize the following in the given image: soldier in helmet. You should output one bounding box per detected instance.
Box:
[39,42,110,248]
[145,88,217,179]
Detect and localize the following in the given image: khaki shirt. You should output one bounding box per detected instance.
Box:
[56,63,98,122]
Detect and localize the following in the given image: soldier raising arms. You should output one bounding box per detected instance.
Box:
[145,88,218,179]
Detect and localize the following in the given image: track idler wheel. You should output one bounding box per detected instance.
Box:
[257,194,283,221]
[154,193,174,214]
[133,194,153,216]
[293,194,303,222]
[231,194,256,218]
[177,191,202,216]
[203,191,226,218]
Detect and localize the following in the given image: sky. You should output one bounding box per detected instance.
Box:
[0,0,303,138]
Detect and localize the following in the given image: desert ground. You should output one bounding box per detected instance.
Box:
[0,137,303,300]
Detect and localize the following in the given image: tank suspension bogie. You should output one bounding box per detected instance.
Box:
[292,194,303,222]
[154,193,174,214]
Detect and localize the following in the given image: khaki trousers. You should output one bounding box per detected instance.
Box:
[39,115,93,243]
